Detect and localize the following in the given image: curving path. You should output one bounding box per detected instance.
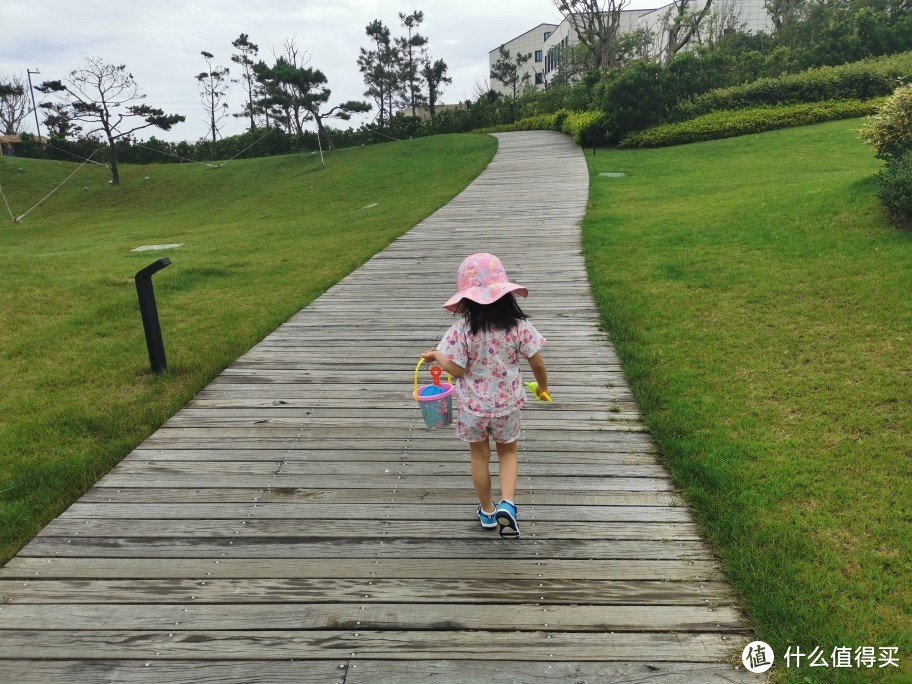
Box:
[0,131,759,682]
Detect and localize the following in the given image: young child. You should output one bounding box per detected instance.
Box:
[421,253,549,539]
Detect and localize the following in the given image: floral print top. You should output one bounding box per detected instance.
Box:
[437,318,545,417]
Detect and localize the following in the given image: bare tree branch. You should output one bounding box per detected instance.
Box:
[553,0,631,71]
[0,73,31,135]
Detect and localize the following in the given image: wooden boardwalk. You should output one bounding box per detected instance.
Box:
[0,131,758,682]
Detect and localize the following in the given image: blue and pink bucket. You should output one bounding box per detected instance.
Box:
[413,360,455,430]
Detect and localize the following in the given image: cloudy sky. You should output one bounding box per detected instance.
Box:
[3,0,656,143]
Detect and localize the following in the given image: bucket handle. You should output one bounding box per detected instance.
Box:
[414,357,453,400]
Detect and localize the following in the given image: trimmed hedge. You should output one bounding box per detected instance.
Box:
[619,99,884,149]
[674,52,912,121]
[473,111,565,134]
[474,109,608,148]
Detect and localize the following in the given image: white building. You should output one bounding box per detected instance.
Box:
[488,23,559,91]
[489,0,774,95]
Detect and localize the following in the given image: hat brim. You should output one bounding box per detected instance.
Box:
[443,282,528,312]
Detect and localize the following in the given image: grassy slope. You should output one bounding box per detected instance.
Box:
[0,134,497,563]
[583,119,911,683]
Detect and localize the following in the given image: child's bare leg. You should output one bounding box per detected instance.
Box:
[469,439,494,509]
[495,440,518,503]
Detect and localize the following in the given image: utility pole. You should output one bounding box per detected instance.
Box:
[26,68,41,140]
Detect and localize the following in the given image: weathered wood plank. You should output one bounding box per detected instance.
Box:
[17,538,713,560]
[156,420,648,434]
[345,660,758,684]
[109,460,667,478]
[187,398,641,412]
[0,660,759,684]
[216,368,622,380]
[0,661,348,684]
[236,348,617,358]
[216,383,620,396]
[126,449,660,463]
[158,415,647,432]
[136,433,659,452]
[0,558,721,581]
[0,630,740,661]
[93,474,671,491]
[186,392,635,405]
[56,503,693,522]
[76,488,685,507]
[0,578,734,605]
[139,426,657,445]
[0,603,746,631]
[37,518,702,541]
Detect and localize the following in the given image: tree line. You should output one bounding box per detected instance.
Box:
[0,9,451,184]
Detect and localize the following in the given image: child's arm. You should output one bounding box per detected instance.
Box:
[527,352,549,398]
[421,349,466,379]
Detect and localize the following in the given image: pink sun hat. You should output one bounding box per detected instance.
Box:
[443,253,528,312]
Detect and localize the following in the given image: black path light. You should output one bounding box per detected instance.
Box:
[134,258,171,375]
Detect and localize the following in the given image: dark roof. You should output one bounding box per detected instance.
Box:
[0,134,49,144]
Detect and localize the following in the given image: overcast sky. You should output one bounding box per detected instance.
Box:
[3,0,657,143]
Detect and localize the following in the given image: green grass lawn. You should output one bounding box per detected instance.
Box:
[0,134,497,563]
[583,119,911,683]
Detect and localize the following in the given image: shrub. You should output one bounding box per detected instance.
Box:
[875,150,912,224]
[198,128,320,160]
[666,51,734,100]
[675,52,912,120]
[619,99,883,148]
[859,83,912,161]
[374,115,424,141]
[594,61,671,143]
[552,108,571,130]
[516,80,593,118]
[562,110,608,147]
[27,134,103,162]
[423,99,507,135]
[473,112,562,135]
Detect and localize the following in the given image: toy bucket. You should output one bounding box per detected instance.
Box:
[413,360,455,430]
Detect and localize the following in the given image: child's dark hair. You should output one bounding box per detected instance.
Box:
[456,293,527,334]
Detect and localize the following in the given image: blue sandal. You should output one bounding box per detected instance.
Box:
[477,503,497,530]
[495,500,520,539]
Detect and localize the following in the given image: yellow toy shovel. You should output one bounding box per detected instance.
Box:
[524,381,552,402]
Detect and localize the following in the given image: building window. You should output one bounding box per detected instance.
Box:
[535,72,544,85]
[535,50,543,62]
[544,31,551,40]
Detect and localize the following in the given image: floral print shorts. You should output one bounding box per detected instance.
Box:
[456,409,522,444]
